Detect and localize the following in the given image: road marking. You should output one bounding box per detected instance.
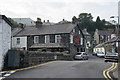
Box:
[103,62,118,80]
[106,63,117,79]
[0,77,5,80]
[0,61,56,74]
[103,63,114,80]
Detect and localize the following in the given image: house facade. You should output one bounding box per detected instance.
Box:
[82,28,91,49]
[94,29,114,45]
[93,43,105,54]
[0,15,12,70]
[12,17,86,58]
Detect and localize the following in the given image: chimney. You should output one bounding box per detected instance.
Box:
[18,23,24,28]
[72,16,78,24]
[47,20,49,23]
[36,18,42,28]
[43,20,45,23]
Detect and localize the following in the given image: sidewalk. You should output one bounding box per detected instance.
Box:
[113,63,119,80]
[113,70,119,79]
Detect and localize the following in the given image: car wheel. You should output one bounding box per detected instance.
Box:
[105,60,107,62]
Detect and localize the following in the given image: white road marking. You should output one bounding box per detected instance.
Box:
[4,73,11,77]
[10,71,16,74]
[0,77,5,80]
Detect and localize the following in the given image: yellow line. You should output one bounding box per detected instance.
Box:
[0,61,56,74]
[106,63,118,79]
[103,63,115,80]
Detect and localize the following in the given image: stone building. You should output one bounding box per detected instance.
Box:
[94,29,114,45]
[12,17,86,58]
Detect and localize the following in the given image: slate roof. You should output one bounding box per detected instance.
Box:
[12,18,35,26]
[11,27,23,37]
[95,42,105,48]
[82,30,90,36]
[13,23,76,37]
[98,30,113,36]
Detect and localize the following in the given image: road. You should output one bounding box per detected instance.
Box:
[3,54,118,79]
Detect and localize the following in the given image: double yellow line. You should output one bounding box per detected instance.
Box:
[0,61,56,74]
[103,62,118,80]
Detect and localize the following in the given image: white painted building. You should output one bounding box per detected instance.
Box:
[93,43,105,54]
[12,36,27,50]
[0,15,12,71]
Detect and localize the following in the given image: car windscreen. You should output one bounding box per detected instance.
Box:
[106,52,117,55]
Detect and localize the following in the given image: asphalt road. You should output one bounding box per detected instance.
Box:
[3,54,116,79]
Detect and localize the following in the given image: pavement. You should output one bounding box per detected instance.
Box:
[0,54,118,79]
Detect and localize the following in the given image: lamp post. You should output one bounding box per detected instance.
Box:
[110,16,120,54]
[110,16,119,36]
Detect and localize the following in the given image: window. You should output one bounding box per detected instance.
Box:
[80,38,83,45]
[55,35,61,43]
[45,35,50,43]
[72,29,75,32]
[34,36,39,44]
[16,38,20,45]
[70,35,73,43]
[79,30,81,34]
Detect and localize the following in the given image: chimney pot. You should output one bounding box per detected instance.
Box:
[47,20,49,22]
[72,16,78,24]
[36,18,42,28]
[18,23,24,28]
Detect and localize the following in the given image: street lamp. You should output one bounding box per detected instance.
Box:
[110,16,119,37]
[110,16,120,54]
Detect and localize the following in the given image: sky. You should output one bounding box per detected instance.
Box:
[0,0,119,22]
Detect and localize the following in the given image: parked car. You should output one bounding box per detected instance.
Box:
[92,52,97,56]
[105,52,118,62]
[75,52,89,60]
[97,52,105,58]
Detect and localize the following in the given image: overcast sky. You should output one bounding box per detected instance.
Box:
[0,0,119,22]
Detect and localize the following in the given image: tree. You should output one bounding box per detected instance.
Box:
[95,16,105,30]
[78,13,95,32]
[8,18,18,28]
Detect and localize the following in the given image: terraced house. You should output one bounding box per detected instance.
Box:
[12,17,86,56]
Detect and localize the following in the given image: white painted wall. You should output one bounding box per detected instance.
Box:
[12,36,27,50]
[93,47,105,54]
[0,18,11,71]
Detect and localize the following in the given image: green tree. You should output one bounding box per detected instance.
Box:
[78,13,95,32]
[8,18,18,28]
[95,16,105,30]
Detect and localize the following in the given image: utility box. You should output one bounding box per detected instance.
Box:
[8,50,20,67]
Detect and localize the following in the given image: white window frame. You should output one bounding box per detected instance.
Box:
[80,38,83,45]
[73,29,75,32]
[55,35,61,43]
[34,36,39,44]
[70,35,73,43]
[45,35,50,43]
[79,30,81,34]
[16,38,20,45]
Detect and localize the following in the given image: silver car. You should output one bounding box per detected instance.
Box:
[105,52,118,62]
[75,52,89,60]
[97,52,105,58]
